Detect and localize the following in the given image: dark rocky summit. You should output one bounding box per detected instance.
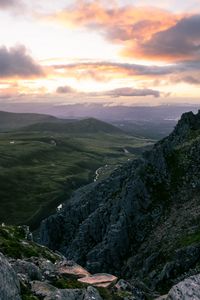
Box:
[40,110,200,295]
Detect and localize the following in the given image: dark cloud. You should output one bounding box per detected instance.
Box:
[105,87,160,98]
[56,85,76,94]
[0,0,22,8]
[175,75,200,85]
[0,0,15,7]
[182,76,200,85]
[0,45,44,78]
[140,15,200,61]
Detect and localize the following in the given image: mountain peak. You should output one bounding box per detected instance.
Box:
[163,110,200,146]
[176,110,200,130]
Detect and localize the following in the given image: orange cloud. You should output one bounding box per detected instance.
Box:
[125,15,200,62]
[49,1,183,62]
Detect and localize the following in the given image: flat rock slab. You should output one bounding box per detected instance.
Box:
[56,261,91,278]
[78,273,118,288]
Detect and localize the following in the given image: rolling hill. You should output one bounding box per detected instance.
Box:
[22,118,124,134]
[0,113,154,228]
[0,110,58,132]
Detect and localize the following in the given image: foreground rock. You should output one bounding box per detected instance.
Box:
[3,224,200,299]
[78,273,118,288]
[11,259,42,281]
[167,274,200,299]
[31,281,103,300]
[0,252,21,300]
[0,225,123,300]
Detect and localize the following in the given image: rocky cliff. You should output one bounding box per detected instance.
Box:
[40,110,200,294]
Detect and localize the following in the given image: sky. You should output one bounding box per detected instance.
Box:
[0,0,200,106]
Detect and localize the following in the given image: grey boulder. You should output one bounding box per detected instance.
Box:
[0,252,21,300]
[167,274,200,299]
[11,259,42,281]
[31,280,103,300]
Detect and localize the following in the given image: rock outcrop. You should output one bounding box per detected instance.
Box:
[0,252,21,300]
[0,225,122,300]
[40,110,200,294]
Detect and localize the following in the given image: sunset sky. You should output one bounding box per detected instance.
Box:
[0,0,200,105]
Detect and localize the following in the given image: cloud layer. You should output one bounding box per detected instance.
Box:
[56,85,160,98]
[105,87,160,98]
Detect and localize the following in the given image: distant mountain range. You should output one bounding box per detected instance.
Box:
[0,103,198,121]
[0,103,199,138]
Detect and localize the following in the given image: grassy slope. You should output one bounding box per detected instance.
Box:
[0,111,58,131]
[0,129,153,228]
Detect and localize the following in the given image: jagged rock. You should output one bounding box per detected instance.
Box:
[115,279,146,300]
[56,260,91,278]
[11,259,42,281]
[78,273,118,288]
[31,280,103,300]
[36,257,56,279]
[167,274,200,299]
[0,252,21,300]
[115,279,132,291]
[83,286,103,300]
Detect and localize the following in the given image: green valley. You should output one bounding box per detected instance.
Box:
[0,114,154,228]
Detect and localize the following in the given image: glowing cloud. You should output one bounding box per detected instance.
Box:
[49,1,182,62]
[125,15,200,62]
